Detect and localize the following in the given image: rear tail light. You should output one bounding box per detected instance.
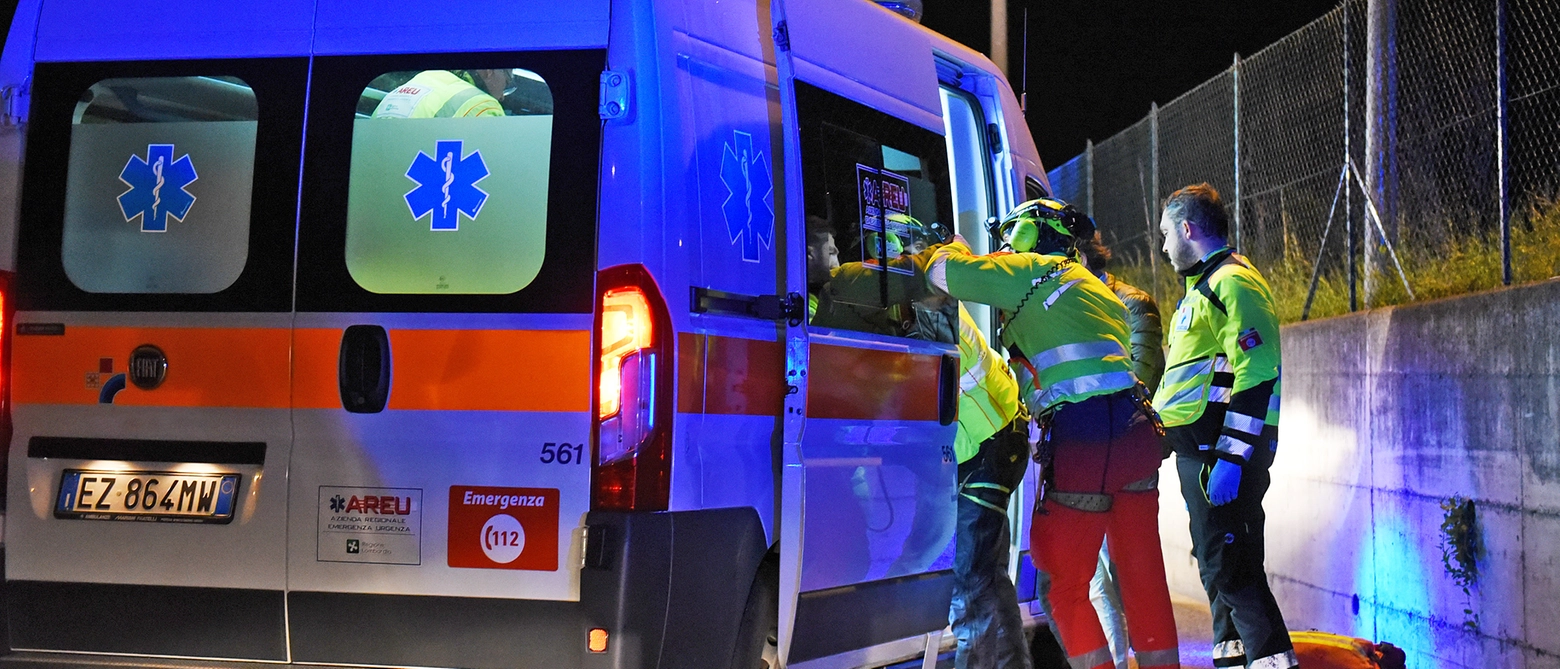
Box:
[591,265,673,512]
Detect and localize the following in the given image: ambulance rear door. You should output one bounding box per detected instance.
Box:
[286,9,607,667]
[5,34,309,661]
[772,1,962,663]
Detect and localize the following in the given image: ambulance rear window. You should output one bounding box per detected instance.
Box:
[344,68,554,295]
[61,76,258,294]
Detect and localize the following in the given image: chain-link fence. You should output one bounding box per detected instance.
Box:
[1047,0,1560,322]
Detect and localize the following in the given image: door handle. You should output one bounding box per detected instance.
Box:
[938,352,958,426]
[339,325,391,414]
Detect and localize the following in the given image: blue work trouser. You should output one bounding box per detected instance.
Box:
[950,417,1032,669]
[1170,429,1296,669]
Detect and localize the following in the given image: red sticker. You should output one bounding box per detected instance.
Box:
[447,486,559,571]
[1237,327,1264,352]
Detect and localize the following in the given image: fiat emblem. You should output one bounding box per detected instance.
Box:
[128,345,168,390]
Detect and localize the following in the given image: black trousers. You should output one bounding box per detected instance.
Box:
[1167,426,1295,669]
[950,417,1033,669]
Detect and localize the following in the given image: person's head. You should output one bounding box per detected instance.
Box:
[471,69,512,99]
[994,197,1095,256]
[1075,231,1112,273]
[888,213,943,254]
[1159,183,1230,272]
[806,216,839,284]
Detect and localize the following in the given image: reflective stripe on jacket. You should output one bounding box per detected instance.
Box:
[372,70,504,119]
[929,240,1136,415]
[953,303,1021,463]
[1154,249,1282,465]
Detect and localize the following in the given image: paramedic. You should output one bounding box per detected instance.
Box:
[1074,232,1166,669]
[1156,183,1296,669]
[371,69,508,119]
[806,216,841,321]
[927,199,1179,669]
[946,300,1032,669]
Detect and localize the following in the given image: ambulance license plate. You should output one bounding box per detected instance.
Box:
[54,470,240,524]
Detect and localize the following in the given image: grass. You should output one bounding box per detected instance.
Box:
[1109,197,1560,324]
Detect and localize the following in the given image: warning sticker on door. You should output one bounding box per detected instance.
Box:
[318,486,422,565]
[447,485,559,571]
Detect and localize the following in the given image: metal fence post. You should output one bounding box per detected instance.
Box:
[1086,139,1095,217]
[1346,0,1357,311]
[1364,0,1399,307]
[1497,0,1512,285]
[1233,53,1242,254]
[1150,102,1161,304]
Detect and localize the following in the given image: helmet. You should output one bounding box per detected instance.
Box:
[886,213,952,248]
[990,198,1095,253]
[863,228,905,260]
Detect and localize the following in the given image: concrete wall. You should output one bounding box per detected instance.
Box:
[1155,277,1560,669]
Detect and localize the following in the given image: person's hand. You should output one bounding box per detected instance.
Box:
[1207,459,1242,506]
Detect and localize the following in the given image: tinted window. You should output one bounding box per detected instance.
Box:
[1026,176,1048,200]
[345,68,553,295]
[62,76,258,294]
[16,58,306,313]
[798,83,956,344]
[295,51,604,314]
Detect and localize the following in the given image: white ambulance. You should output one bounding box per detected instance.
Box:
[0,0,1053,667]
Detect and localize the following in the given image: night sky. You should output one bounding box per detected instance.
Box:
[920,0,1340,170]
[0,0,1336,172]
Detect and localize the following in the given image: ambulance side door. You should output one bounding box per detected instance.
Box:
[771,1,961,662]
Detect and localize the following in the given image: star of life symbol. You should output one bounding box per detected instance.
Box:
[118,144,198,232]
[719,130,774,262]
[405,139,489,231]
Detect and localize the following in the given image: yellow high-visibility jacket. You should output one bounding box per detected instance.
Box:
[929,240,1136,415]
[1154,248,1281,467]
[952,303,1020,464]
[372,70,504,119]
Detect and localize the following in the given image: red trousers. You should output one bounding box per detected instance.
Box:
[1031,488,1179,669]
[1031,390,1179,668]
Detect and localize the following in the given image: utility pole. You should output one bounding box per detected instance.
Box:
[990,0,1008,76]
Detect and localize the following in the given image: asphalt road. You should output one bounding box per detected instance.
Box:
[885,595,1217,669]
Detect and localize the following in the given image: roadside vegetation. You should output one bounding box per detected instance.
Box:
[1111,197,1560,324]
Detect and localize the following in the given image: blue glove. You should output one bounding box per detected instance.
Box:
[1207,459,1243,506]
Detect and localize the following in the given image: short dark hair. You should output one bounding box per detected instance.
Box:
[806,215,834,246]
[1163,183,1229,240]
[1076,232,1112,270]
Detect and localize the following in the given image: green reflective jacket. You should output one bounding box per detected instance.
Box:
[930,241,1136,415]
[1154,249,1282,466]
[953,303,1021,463]
[1103,272,1165,395]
